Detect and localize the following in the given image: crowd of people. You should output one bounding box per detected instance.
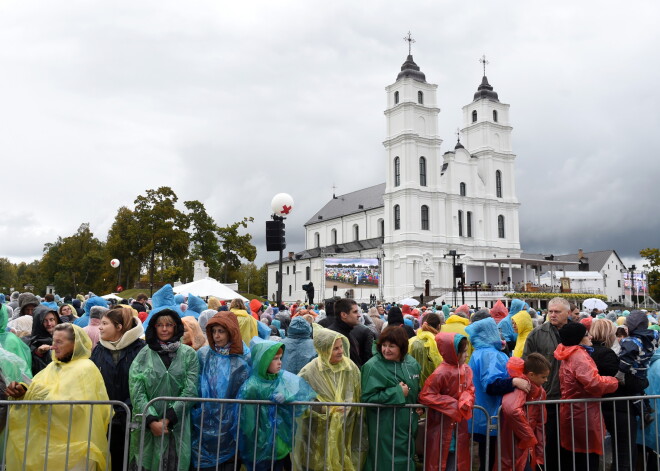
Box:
[1,288,660,470]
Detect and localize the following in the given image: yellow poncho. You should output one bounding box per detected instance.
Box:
[440,314,473,362]
[5,324,111,470]
[512,310,533,358]
[230,308,259,344]
[408,329,443,387]
[293,328,366,471]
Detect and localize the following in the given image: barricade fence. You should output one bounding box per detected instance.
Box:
[0,399,130,471]
[7,395,660,471]
[495,394,660,471]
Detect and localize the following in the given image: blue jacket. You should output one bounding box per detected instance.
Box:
[142,284,186,329]
[465,317,510,435]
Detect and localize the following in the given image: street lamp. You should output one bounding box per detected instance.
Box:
[444,250,465,306]
[629,264,637,308]
[267,193,294,307]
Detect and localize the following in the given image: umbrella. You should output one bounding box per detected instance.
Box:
[583,298,608,312]
[397,297,420,307]
[173,277,248,302]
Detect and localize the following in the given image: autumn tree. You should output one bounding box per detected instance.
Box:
[0,258,18,292]
[40,223,107,295]
[106,206,143,290]
[641,248,660,300]
[217,217,257,283]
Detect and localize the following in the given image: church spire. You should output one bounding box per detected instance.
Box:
[396,32,426,82]
[473,55,499,102]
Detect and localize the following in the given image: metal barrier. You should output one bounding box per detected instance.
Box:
[133,396,493,471]
[0,399,129,471]
[495,394,660,471]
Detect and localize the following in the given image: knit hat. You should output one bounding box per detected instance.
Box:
[559,322,587,347]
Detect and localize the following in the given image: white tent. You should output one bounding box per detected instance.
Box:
[101,293,124,301]
[173,277,248,302]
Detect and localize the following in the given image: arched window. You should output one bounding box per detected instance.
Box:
[496,170,502,198]
[498,215,505,238]
[458,210,464,237]
[467,211,472,237]
[472,110,477,123]
[421,205,429,230]
[418,91,424,104]
[419,157,427,186]
[493,110,498,122]
[306,266,311,280]
[314,232,320,248]
[353,224,359,241]
[331,228,337,245]
[394,91,399,104]
[394,157,400,187]
[377,218,384,237]
[394,205,400,230]
[460,182,466,196]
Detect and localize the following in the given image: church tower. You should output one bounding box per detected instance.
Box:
[459,58,521,252]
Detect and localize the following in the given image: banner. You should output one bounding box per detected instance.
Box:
[324,258,379,288]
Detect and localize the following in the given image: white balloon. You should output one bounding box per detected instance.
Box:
[110,259,120,268]
[271,193,294,216]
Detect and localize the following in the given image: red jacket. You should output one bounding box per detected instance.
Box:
[419,332,475,471]
[497,357,547,471]
[554,344,618,454]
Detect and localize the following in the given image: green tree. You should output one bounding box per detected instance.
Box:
[41,223,107,295]
[0,258,18,293]
[106,206,143,290]
[641,248,660,301]
[184,200,221,276]
[217,217,257,283]
[133,187,190,293]
[15,260,48,295]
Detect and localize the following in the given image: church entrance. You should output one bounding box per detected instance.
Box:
[424,279,430,297]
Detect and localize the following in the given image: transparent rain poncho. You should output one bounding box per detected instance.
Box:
[128,311,200,471]
[0,304,31,375]
[237,339,316,466]
[0,346,29,383]
[293,328,366,471]
[5,324,112,470]
[191,312,252,468]
[408,328,443,387]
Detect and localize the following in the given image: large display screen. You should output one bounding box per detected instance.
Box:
[324,258,379,289]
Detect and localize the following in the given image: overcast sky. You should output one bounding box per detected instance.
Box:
[2,0,658,271]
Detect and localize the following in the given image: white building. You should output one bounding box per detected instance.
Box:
[268,52,527,304]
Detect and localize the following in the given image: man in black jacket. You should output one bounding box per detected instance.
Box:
[327,298,364,367]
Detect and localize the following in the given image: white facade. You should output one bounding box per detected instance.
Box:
[268,54,523,303]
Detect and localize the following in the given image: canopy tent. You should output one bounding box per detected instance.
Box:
[173,277,248,302]
[101,293,124,301]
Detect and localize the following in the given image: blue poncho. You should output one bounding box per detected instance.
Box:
[281,317,317,374]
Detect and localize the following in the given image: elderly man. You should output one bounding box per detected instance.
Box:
[523,296,571,470]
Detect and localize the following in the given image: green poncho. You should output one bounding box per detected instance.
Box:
[361,347,421,471]
[129,337,199,470]
[237,339,316,466]
[293,328,366,471]
[0,304,31,377]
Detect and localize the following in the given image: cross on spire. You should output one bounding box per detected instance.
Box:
[479,54,489,76]
[456,127,461,143]
[403,31,415,56]
[332,183,337,199]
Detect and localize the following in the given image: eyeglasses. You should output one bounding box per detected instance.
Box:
[155,323,175,329]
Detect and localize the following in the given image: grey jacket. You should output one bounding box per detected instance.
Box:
[522,321,563,400]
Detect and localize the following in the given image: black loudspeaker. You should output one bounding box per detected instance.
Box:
[266,220,286,251]
[453,263,463,278]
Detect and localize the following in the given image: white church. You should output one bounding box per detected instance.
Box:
[267,51,576,305]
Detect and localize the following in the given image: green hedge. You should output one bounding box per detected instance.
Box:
[504,292,608,301]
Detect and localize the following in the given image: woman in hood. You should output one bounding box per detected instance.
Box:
[419,332,475,471]
[128,309,200,471]
[7,292,39,336]
[554,322,618,470]
[27,305,62,375]
[181,316,208,351]
[84,305,108,349]
[293,328,364,471]
[191,312,251,471]
[0,299,32,375]
[5,324,112,470]
[511,309,533,358]
[91,305,146,471]
[281,316,317,374]
[237,338,316,470]
[229,298,259,345]
[440,311,473,362]
[361,326,422,471]
[73,296,110,328]
[57,303,77,323]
